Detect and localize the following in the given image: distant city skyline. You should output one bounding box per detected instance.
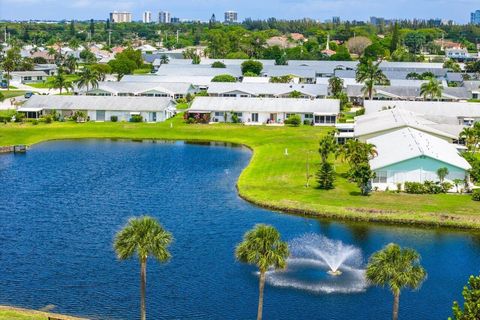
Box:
[0,0,479,24]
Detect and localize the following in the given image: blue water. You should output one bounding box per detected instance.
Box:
[0,140,479,320]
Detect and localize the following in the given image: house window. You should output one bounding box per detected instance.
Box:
[373,171,387,183]
[24,76,32,81]
[286,113,297,118]
[233,112,243,117]
[222,93,236,97]
[304,113,313,119]
[214,112,223,117]
[36,76,43,80]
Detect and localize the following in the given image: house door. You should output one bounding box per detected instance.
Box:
[252,113,259,122]
[96,110,105,121]
[270,113,277,122]
[149,112,157,122]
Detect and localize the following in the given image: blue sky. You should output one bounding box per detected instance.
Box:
[0,0,478,23]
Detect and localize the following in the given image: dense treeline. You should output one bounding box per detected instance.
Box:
[1,19,480,62]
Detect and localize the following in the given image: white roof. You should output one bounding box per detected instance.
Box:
[78,81,194,95]
[189,97,340,114]
[121,75,212,86]
[368,127,471,171]
[11,71,48,76]
[242,77,271,83]
[207,82,327,97]
[355,108,459,140]
[364,100,480,119]
[20,95,175,112]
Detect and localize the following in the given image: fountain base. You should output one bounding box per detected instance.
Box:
[327,270,342,276]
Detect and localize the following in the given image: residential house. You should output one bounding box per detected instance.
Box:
[368,127,471,191]
[76,81,196,99]
[18,95,177,122]
[10,71,48,84]
[187,96,339,125]
[206,82,328,98]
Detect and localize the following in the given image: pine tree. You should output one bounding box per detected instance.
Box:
[69,20,75,37]
[90,19,95,36]
[316,162,335,190]
[391,22,400,53]
[450,275,480,320]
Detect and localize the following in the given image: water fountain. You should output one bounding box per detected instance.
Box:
[265,234,367,294]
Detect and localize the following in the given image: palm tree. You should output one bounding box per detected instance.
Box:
[2,59,15,91]
[420,78,443,101]
[355,58,389,100]
[114,216,173,320]
[63,55,78,74]
[460,127,478,154]
[75,68,100,93]
[340,139,378,165]
[328,76,344,96]
[235,224,289,320]
[160,54,169,65]
[436,167,449,183]
[366,243,427,320]
[48,72,73,95]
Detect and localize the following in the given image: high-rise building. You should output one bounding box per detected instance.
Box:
[224,11,238,24]
[332,16,340,24]
[142,11,152,23]
[159,11,171,24]
[171,17,180,24]
[109,11,132,23]
[471,10,480,25]
[210,14,216,24]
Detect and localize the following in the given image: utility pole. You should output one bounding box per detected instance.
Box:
[108,29,112,47]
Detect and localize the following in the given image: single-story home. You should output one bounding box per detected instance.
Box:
[18,95,176,122]
[187,96,340,125]
[354,108,463,143]
[10,71,48,84]
[346,85,471,105]
[76,82,196,99]
[120,75,211,91]
[368,127,471,191]
[206,82,328,99]
[34,64,58,76]
[363,100,480,126]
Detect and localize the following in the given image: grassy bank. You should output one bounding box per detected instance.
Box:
[1,116,479,229]
[0,306,86,320]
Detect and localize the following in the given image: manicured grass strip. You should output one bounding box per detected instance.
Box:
[0,306,87,320]
[0,117,479,229]
[1,90,27,99]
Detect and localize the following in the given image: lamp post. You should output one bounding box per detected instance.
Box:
[305,150,313,187]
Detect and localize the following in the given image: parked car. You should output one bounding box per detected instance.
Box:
[24,92,34,99]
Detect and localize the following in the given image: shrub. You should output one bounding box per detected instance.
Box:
[211,61,226,68]
[472,190,480,201]
[424,180,443,194]
[0,92,4,102]
[110,116,118,122]
[211,74,236,82]
[32,119,39,125]
[44,115,53,124]
[231,113,240,123]
[176,97,187,104]
[441,182,453,193]
[130,114,143,122]
[303,119,312,125]
[396,183,402,193]
[241,60,263,75]
[243,71,258,77]
[14,112,25,123]
[285,115,301,127]
[404,182,426,194]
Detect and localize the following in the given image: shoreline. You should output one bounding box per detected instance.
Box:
[0,305,88,320]
[1,121,480,231]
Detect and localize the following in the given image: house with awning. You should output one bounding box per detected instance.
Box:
[18,95,176,122]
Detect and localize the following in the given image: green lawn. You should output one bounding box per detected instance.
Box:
[133,68,153,74]
[0,306,85,320]
[26,75,80,89]
[0,90,27,99]
[1,117,479,229]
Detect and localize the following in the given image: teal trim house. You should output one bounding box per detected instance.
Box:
[368,128,471,191]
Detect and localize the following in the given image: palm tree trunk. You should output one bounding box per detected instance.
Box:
[140,259,147,320]
[257,271,266,320]
[6,71,10,91]
[392,291,400,320]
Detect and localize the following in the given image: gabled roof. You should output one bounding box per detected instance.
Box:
[20,95,175,112]
[77,81,194,95]
[364,100,480,119]
[155,64,242,77]
[368,127,471,171]
[189,97,340,114]
[121,75,212,86]
[346,85,470,100]
[207,82,327,97]
[355,108,459,140]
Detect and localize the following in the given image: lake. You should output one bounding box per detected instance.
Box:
[0,140,479,319]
